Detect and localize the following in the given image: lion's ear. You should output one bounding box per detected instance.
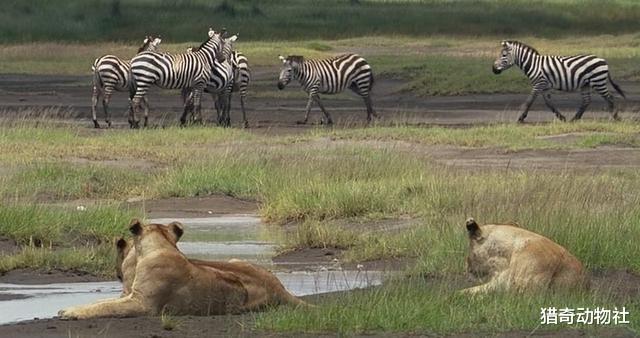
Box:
[116,237,128,251]
[466,218,481,238]
[168,221,184,240]
[129,219,143,236]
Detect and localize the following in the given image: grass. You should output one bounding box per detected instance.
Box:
[2,0,640,43]
[0,203,139,245]
[318,121,640,151]
[0,245,117,277]
[1,34,639,96]
[160,310,182,331]
[256,278,639,334]
[1,121,639,334]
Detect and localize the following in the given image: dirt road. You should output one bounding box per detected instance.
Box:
[1,70,637,128]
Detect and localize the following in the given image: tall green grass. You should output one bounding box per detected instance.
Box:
[0,245,117,277]
[256,278,639,334]
[322,122,640,150]
[2,0,640,42]
[0,203,139,245]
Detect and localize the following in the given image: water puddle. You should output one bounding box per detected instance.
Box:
[0,215,384,325]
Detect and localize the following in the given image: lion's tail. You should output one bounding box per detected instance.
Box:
[280,290,315,308]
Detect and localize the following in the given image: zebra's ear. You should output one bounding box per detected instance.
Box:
[208,28,215,38]
[278,55,286,63]
[501,40,508,47]
[228,35,238,42]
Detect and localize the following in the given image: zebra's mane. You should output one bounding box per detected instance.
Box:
[190,35,226,62]
[287,55,304,64]
[505,40,539,55]
[137,37,152,53]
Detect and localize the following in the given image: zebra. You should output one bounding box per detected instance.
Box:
[219,50,251,128]
[277,54,378,125]
[181,34,237,127]
[493,40,626,123]
[128,28,224,128]
[91,35,161,128]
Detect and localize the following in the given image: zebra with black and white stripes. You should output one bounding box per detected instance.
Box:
[229,50,251,128]
[277,54,378,125]
[91,35,161,128]
[182,34,237,127]
[493,40,625,122]
[128,28,224,128]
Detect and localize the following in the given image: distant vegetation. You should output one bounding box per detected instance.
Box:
[1,0,640,42]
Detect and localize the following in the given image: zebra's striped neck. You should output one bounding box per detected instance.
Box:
[193,36,222,68]
[292,62,310,82]
[511,42,541,80]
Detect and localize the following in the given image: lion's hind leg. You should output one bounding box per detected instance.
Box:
[58,295,147,320]
[460,271,509,295]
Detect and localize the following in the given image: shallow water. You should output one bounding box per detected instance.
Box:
[0,215,383,325]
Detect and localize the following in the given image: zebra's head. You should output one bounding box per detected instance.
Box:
[222,34,238,61]
[138,35,162,53]
[492,41,515,74]
[277,55,302,90]
[194,28,224,60]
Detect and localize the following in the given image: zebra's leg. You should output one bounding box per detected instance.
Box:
[240,94,249,128]
[191,89,204,126]
[571,86,592,121]
[594,85,620,121]
[224,91,232,127]
[542,92,566,122]
[213,93,224,126]
[91,84,101,129]
[101,90,114,127]
[297,94,314,125]
[142,97,150,128]
[129,97,141,129]
[351,82,378,122]
[517,91,539,123]
[179,90,194,126]
[313,94,333,126]
[363,95,378,123]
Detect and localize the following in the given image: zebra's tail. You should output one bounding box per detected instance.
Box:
[369,71,375,90]
[608,73,626,99]
[128,68,137,100]
[91,60,102,90]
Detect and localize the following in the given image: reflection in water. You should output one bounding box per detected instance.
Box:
[0,215,385,324]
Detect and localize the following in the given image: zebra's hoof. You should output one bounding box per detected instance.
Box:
[296,120,308,125]
[242,121,249,129]
[557,116,567,122]
[93,120,100,129]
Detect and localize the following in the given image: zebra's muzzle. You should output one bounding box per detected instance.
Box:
[492,65,502,74]
[277,82,285,90]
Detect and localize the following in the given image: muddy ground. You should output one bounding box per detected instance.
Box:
[1,73,639,336]
[0,71,638,128]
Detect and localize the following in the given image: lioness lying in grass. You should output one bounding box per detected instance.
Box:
[462,218,588,294]
[116,228,306,311]
[59,219,305,319]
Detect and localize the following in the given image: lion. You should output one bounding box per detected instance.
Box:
[115,231,306,311]
[462,218,588,294]
[59,219,305,319]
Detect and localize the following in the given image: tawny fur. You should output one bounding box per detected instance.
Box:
[58,219,305,320]
[462,218,588,294]
[116,237,306,311]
